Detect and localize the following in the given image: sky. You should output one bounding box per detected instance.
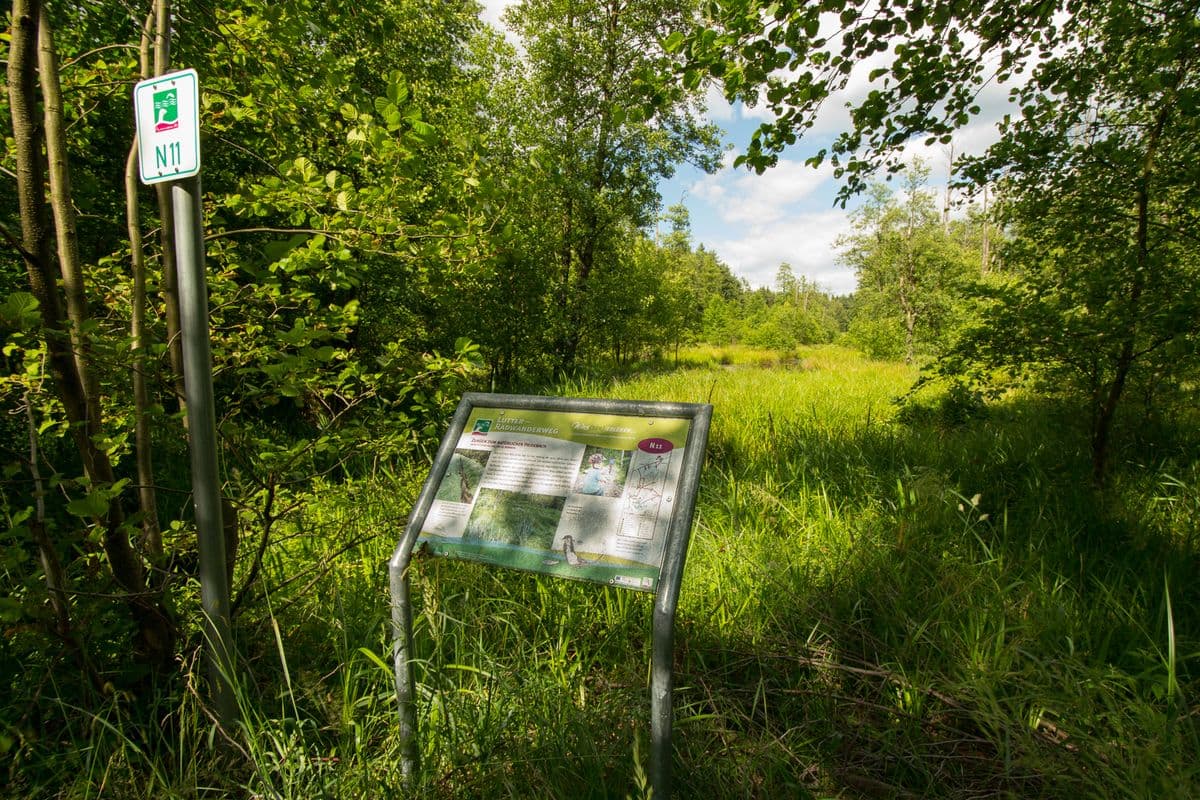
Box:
[479,1,1017,295]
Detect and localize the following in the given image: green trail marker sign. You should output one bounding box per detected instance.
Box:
[133,68,200,185]
[390,393,712,800]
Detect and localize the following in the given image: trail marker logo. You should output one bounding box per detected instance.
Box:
[153,87,179,132]
[471,419,492,436]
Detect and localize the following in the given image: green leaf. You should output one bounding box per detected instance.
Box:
[67,490,111,519]
[358,646,392,674]
[386,72,409,104]
[0,292,39,329]
[0,597,24,623]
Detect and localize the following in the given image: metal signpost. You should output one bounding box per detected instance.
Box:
[134,69,235,727]
[389,392,712,799]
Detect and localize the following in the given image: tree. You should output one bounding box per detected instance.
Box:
[651,209,747,353]
[1,0,492,690]
[503,0,721,371]
[676,0,1200,482]
[670,0,1083,200]
[944,2,1200,481]
[6,0,174,666]
[839,162,974,363]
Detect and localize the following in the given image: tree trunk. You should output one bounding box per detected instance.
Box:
[127,7,163,564]
[1089,74,1176,486]
[10,0,174,665]
[7,9,78,661]
[898,255,917,364]
[8,1,93,475]
[154,0,187,411]
[980,185,990,274]
[39,7,103,432]
[8,0,56,330]
[36,3,148,593]
[942,141,953,233]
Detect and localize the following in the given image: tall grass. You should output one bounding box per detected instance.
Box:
[9,345,1199,798]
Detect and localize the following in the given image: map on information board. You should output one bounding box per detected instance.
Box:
[417,406,692,592]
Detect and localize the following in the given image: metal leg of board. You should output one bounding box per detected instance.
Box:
[650,601,676,800]
[390,555,418,783]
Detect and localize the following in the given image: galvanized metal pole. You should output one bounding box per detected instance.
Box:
[390,395,478,784]
[389,554,419,781]
[174,174,236,728]
[650,403,711,800]
[650,600,677,798]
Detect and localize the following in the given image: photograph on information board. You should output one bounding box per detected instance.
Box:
[418,407,691,591]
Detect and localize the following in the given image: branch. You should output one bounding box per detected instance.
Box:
[204,226,338,242]
[205,224,475,249]
[61,43,138,69]
[0,219,43,266]
[210,134,281,175]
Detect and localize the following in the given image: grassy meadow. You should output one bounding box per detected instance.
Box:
[14,345,1200,798]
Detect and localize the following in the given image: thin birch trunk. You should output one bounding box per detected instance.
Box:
[11,0,173,663]
[39,3,103,440]
[127,7,163,563]
[153,0,187,412]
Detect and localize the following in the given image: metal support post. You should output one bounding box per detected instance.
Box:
[390,395,478,783]
[390,555,418,781]
[650,600,677,798]
[650,402,710,800]
[173,174,236,728]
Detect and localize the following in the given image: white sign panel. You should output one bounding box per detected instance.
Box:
[133,68,200,185]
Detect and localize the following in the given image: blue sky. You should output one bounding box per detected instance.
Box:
[656,93,869,295]
[480,1,1014,295]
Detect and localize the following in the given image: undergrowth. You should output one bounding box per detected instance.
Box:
[4,346,1198,798]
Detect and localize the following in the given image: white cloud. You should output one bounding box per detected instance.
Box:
[672,12,1048,296]
[678,155,856,292]
[479,0,522,48]
[710,210,855,294]
[804,51,894,139]
[737,95,777,123]
[691,157,834,226]
[703,83,735,123]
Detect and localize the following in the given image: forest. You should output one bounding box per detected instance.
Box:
[2,0,1199,797]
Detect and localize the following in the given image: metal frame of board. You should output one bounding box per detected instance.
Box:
[388,392,712,800]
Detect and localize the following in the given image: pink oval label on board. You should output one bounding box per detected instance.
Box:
[638,437,674,454]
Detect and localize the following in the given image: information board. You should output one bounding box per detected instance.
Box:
[417,404,693,592]
[390,393,711,799]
